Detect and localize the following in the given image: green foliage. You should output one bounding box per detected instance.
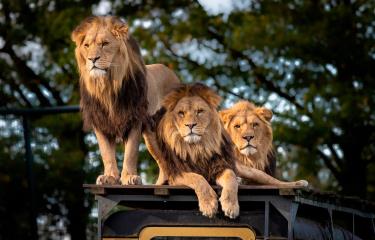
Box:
[0,0,374,239]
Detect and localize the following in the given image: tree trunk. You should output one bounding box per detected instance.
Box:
[339,147,367,197]
[338,124,371,197]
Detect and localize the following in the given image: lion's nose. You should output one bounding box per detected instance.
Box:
[243,135,254,142]
[185,123,197,129]
[88,56,100,63]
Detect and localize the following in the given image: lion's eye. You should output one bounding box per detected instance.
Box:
[102,41,109,47]
[84,43,89,48]
[253,122,259,128]
[234,124,240,129]
[197,109,204,115]
[178,111,184,117]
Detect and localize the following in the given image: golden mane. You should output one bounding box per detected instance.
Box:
[220,100,274,174]
[71,16,146,117]
[152,83,235,182]
[71,16,148,141]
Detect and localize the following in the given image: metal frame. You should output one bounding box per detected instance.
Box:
[85,184,375,240]
[88,185,303,240]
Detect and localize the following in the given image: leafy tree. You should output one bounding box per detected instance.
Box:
[0,0,374,239]
[117,0,375,198]
[0,0,100,239]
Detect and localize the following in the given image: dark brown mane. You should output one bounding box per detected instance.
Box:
[157,130,236,183]
[151,83,236,183]
[80,66,148,141]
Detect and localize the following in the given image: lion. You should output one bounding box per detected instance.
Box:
[143,83,239,218]
[143,83,308,219]
[219,101,276,179]
[219,101,310,186]
[71,16,179,185]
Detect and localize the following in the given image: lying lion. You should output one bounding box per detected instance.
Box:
[220,100,276,181]
[71,16,179,185]
[143,83,308,218]
[220,101,308,188]
[143,83,239,218]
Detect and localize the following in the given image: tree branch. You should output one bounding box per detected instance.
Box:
[161,39,246,99]
[0,75,33,108]
[1,44,52,106]
[327,143,343,169]
[0,2,64,106]
[317,149,342,183]
[206,28,305,111]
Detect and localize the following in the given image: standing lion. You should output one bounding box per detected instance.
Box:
[71,16,179,185]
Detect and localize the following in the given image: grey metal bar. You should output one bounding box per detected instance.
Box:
[295,196,375,218]
[328,208,335,240]
[264,201,269,239]
[22,116,38,240]
[97,196,102,240]
[288,202,299,240]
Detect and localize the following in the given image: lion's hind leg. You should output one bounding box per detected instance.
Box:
[170,172,218,218]
[216,169,240,219]
[236,162,309,187]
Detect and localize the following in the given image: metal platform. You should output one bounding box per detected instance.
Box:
[84,184,375,240]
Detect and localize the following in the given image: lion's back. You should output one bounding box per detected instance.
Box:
[145,64,180,114]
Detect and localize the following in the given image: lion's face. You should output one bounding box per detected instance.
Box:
[80,27,121,78]
[72,16,145,107]
[172,96,214,144]
[220,101,273,158]
[159,83,223,158]
[227,112,271,156]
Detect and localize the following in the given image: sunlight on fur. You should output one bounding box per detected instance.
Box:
[71,16,145,118]
[220,100,273,172]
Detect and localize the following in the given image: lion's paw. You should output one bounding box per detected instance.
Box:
[121,174,143,185]
[199,197,218,218]
[296,180,309,187]
[198,189,218,218]
[96,175,120,185]
[220,196,240,219]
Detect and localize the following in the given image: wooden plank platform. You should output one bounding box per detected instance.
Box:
[83,184,305,196]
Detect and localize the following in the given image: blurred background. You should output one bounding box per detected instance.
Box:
[0,0,374,239]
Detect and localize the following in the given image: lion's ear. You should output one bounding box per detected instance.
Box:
[71,16,97,45]
[71,24,88,45]
[255,107,273,122]
[163,91,180,111]
[219,109,234,128]
[111,20,129,39]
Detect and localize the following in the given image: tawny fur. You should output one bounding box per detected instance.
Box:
[220,100,275,176]
[143,83,239,218]
[71,16,180,185]
[220,100,309,187]
[143,85,309,219]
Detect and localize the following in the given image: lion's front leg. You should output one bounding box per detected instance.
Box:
[236,162,308,187]
[171,172,218,218]
[95,129,120,185]
[121,126,142,185]
[216,169,239,219]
